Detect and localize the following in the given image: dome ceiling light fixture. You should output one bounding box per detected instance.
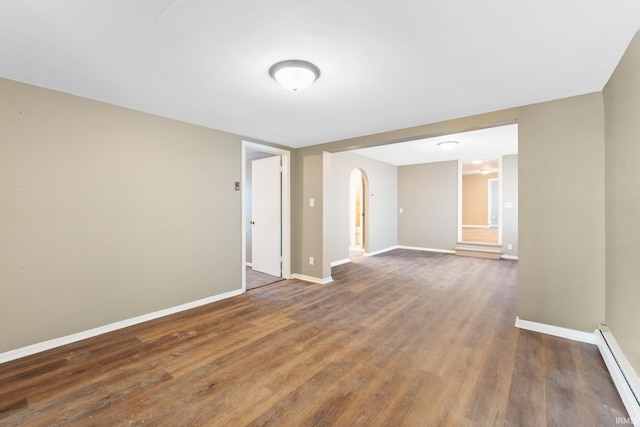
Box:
[480,168,492,175]
[269,60,321,92]
[436,140,459,150]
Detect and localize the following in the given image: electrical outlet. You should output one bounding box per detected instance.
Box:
[507,244,513,250]
[309,256,314,265]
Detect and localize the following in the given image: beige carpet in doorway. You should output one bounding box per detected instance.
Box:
[246,266,283,290]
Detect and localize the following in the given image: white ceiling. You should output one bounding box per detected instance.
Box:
[1,1,639,148]
[352,123,518,168]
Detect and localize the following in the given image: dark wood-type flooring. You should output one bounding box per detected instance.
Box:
[0,249,627,426]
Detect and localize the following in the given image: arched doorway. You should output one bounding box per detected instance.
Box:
[349,168,368,257]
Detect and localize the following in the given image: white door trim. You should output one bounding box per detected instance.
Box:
[242,141,291,292]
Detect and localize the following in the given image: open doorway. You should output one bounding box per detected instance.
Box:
[348,122,518,259]
[460,159,501,245]
[349,168,368,259]
[242,141,291,291]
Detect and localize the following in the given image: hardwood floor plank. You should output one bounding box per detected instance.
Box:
[0,249,628,426]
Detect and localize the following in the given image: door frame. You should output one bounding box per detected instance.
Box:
[242,141,291,292]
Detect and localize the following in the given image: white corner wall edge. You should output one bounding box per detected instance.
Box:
[291,274,333,285]
[0,288,244,365]
[364,246,399,257]
[397,245,456,254]
[514,316,597,345]
[596,326,640,426]
[331,258,351,267]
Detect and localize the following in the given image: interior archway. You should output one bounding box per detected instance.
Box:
[349,168,369,257]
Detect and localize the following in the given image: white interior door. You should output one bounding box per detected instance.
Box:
[251,155,281,277]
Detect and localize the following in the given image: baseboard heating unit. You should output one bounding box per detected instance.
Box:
[596,325,640,425]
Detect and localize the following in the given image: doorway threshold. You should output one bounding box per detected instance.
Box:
[457,240,502,248]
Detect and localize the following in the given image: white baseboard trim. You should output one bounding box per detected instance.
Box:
[291,274,333,285]
[596,326,640,425]
[245,262,252,267]
[501,254,519,260]
[331,258,351,267]
[0,288,244,365]
[364,246,398,257]
[462,224,491,228]
[397,245,456,255]
[514,316,597,345]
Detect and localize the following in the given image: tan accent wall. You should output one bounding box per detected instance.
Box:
[398,161,459,249]
[518,92,605,332]
[291,149,325,279]
[462,173,498,226]
[604,36,640,373]
[0,78,243,352]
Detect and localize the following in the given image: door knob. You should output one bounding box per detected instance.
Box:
[250,221,255,225]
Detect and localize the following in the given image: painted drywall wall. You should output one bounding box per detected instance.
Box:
[501,155,519,258]
[518,92,605,332]
[604,36,640,373]
[329,151,397,263]
[291,149,326,279]
[0,78,243,353]
[462,173,498,226]
[398,161,459,250]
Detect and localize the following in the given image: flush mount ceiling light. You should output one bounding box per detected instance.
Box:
[436,140,459,150]
[479,168,492,175]
[269,60,321,92]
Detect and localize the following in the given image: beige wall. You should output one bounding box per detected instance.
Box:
[291,149,327,279]
[518,93,605,331]
[604,36,640,372]
[398,161,459,250]
[0,78,243,352]
[329,152,397,263]
[462,173,498,226]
